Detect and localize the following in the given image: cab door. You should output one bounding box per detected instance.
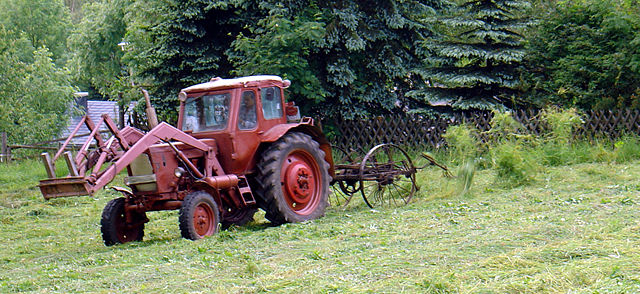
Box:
[228,89,261,174]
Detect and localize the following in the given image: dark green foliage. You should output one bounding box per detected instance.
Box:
[411,0,531,110]
[524,0,640,110]
[126,0,261,122]
[231,5,328,112]
[128,0,446,119]
[301,0,442,117]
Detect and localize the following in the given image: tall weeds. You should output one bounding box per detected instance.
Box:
[442,124,479,196]
[443,107,640,188]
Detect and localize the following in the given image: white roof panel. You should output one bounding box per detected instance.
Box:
[182,75,283,93]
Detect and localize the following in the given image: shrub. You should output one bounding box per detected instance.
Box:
[524,0,640,110]
[484,111,522,142]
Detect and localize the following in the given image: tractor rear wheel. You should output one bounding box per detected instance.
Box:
[256,132,330,225]
[179,191,220,240]
[101,197,145,246]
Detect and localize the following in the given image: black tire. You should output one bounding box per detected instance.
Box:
[101,197,145,246]
[255,132,330,225]
[221,207,257,230]
[179,191,220,240]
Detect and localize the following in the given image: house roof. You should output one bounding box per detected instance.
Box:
[61,101,135,145]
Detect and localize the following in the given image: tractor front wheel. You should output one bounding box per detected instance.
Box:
[101,197,145,246]
[256,132,330,225]
[179,191,220,240]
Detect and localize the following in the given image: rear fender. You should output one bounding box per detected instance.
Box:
[258,118,335,178]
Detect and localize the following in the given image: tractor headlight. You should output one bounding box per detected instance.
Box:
[174,167,186,178]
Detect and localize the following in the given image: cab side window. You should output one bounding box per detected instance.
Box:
[261,87,282,120]
[238,91,257,130]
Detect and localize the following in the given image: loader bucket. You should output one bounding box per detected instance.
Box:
[38,177,92,199]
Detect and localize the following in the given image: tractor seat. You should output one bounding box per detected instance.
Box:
[124,154,157,192]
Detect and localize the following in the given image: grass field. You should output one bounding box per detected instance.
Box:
[0,159,639,293]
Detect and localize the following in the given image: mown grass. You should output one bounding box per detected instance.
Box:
[1,158,639,293]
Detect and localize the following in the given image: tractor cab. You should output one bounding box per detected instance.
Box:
[176,76,300,175]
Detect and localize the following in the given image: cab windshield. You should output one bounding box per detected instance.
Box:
[182,92,231,132]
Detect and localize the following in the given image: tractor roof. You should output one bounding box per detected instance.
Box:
[181,75,286,93]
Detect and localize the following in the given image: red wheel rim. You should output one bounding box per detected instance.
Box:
[115,210,140,243]
[280,149,322,215]
[193,202,215,237]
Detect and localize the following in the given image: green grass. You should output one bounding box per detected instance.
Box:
[1,159,640,293]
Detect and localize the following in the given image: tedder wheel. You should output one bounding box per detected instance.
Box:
[256,132,330,225]
[179,191,220,240]
[101,197,145,246]
[359,143,417,208]
[221,207,257,230]
[329,146,356,207]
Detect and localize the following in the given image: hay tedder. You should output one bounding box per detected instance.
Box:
[39,75,446,246]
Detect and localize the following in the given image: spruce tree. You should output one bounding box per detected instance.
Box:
[411,0,531,110]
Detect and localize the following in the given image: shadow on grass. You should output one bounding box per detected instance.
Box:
[101,235,184,249]
[228,221,273,232]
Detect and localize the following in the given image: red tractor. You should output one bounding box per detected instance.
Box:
[39,75,334,245]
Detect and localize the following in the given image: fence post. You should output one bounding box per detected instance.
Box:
[1,132,6,163]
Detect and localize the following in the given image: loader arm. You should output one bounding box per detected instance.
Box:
[39,116,223,199]
[89,122,220,194]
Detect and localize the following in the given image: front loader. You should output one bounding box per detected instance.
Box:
[39,75,334,245]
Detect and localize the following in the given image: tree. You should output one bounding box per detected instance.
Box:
[69,0,139,126]
[232,0,446,118]
[0,27,75,145]
[523,0,640,110]
[0,0,73,64]
[316,0,444,117]
[410,0,531,110]
[124,0,448,119]
[231,3,328,114]
[125,0,261,122]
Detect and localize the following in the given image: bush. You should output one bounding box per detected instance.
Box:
[540,107,583,144]
[524,0,640,110]
[484,110,533,144]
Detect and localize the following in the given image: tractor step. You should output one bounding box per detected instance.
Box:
[237,176,256,205]
[39,177,92,199]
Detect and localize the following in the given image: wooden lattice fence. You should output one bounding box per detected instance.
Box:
[325,109,640,152]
